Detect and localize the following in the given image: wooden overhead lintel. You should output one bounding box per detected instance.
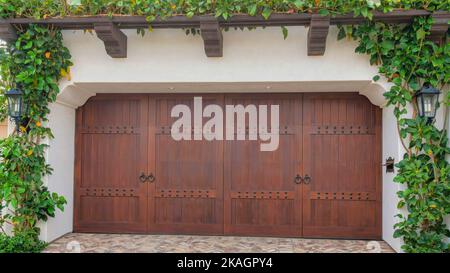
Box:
[307,14,330,56]
[427,11,449,46]
[0,10,447,58]
[200,16,223,57]
[94,22,127,58]
[0,23,17,43]
[0,10,441,30]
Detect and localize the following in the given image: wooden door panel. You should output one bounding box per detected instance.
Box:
[302,93,382,239]
[224,94,302,237]
[148,94,224,234]
[74,95,148,233]
[73,92,382,239]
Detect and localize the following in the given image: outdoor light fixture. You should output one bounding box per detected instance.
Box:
[415,83,441,124]
[5,88,27,133]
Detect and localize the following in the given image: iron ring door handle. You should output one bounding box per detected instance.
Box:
[303,175,312,184]
[147,173,156,183]
[139,173,148,183]
[294,174,303,184]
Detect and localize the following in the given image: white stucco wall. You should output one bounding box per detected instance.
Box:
[57,26,387,107]
[39,24,447,252]
[40,103,75,242]
[381,105,404,251]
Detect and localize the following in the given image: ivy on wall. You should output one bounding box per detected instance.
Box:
[0,1,448,252]
[342,15,450,252]
[0,25,71,243]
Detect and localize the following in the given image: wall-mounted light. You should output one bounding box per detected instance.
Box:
[415,83,440,124]
[5,88,27,133]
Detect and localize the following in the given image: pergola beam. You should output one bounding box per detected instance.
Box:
[427,11,449,46]
[200,16,223,57]
[0,10,447,57]
[307,14,330,56]
[0,10,439,30]
[0,23,17,43]
[94,22,127,58]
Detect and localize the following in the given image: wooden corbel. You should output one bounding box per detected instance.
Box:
[427,12,449,46]
[200,16,223,57]
[94,22,127,58]
[0,23,17,44]
[307,14,330,56]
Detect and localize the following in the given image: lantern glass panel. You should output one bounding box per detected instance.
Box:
[416,93,424,117]
[423,94,437,118]
[7,94,22,118]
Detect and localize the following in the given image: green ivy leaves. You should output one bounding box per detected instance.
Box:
[352,17,450,253]
[0,1,448,20]
[331,3,448,253]
[0,25,71,239]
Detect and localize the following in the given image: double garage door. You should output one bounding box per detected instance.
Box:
[74,93,381,239]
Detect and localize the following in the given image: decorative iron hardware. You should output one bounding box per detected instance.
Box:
[383,157,395,173]
[79,188,137,197]
[139,172,148,183]
[156,189,216,198]
[231,191,295,200]
[294,174,303,184]
[310,191,376,201]
[312,124,373,135]
[303,174,311,184]
[147,173,156,183]
[81,125,138,134]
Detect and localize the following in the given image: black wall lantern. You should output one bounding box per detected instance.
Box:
[5,88,27,133]
[415,83,441,124]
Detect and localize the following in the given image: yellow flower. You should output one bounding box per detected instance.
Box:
[36,121,41,127]
[19,126,27,133]
[45,51,51,59]
[67,66,72,81]
[60,67,72,81]
[171,4,177,10]
[27,150,33,156]
[430,204,437,208]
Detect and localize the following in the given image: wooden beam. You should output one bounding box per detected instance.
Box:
[308,14,330,56]
[0,10,441,30]
[0,23,17,43]
[94,22,127,58]
[200,16,223,57]
[427,11,449,46]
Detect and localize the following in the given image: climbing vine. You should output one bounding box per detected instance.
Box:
[0,25,71,241]
[0,1,448,252]
[0,1,448,20]
[341,15,450,252]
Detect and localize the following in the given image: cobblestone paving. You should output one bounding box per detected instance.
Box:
[44,233,395,253]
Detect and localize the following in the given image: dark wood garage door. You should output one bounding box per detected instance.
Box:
[74,93,381,239]
[224,94,302,237]
[302,94,382,238]
[148,95,224,235]
[74,95,148,233]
